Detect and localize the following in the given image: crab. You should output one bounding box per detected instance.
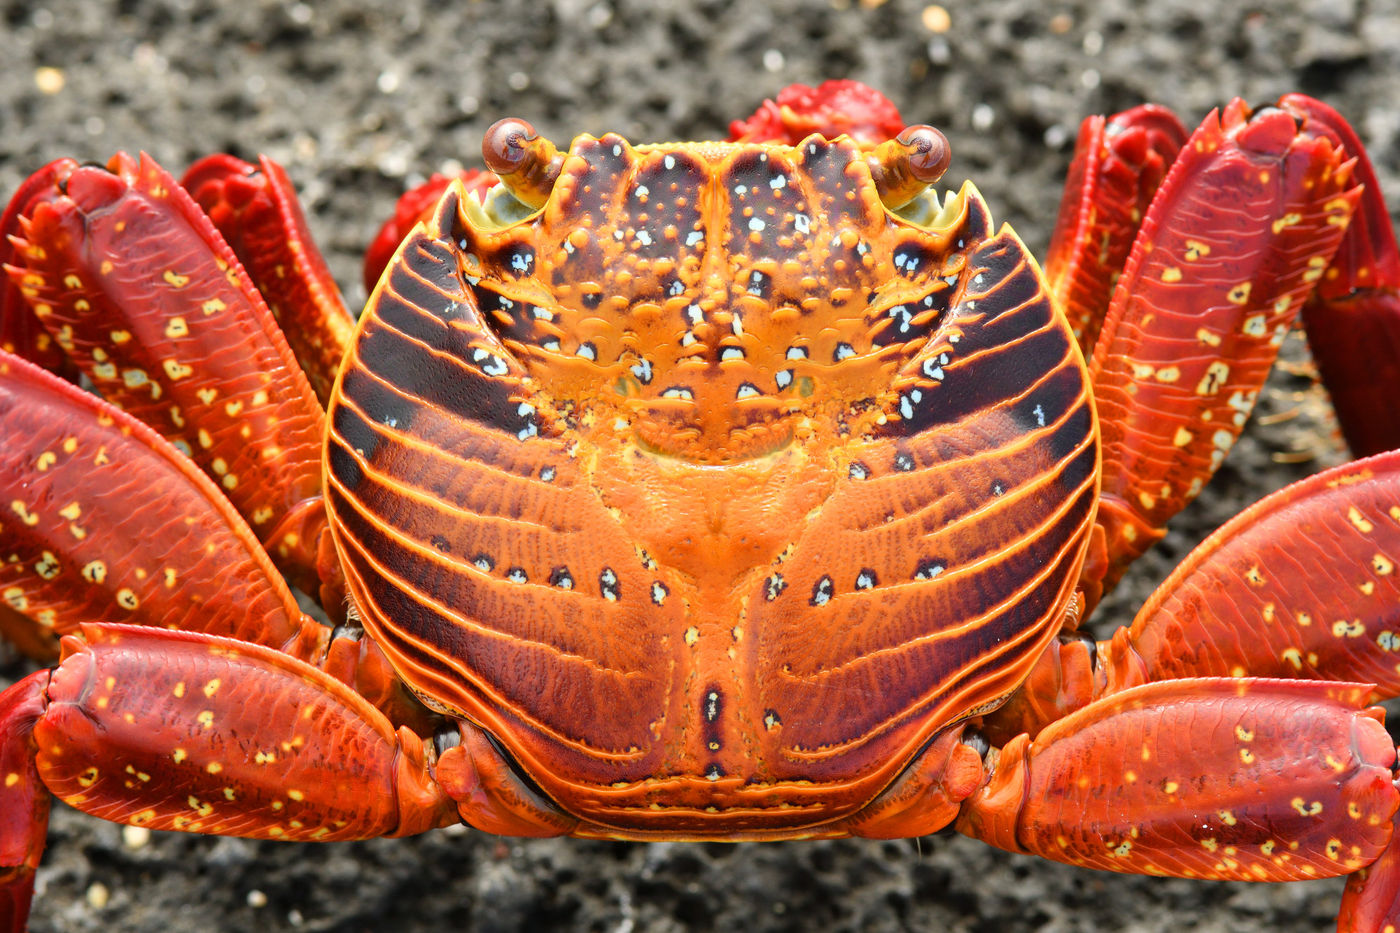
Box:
[2,80,1400,931]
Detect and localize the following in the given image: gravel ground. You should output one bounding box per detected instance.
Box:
[1,0,1398,930]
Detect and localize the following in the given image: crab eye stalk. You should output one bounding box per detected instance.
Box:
[482,117,564,211]
[866,124,951,210]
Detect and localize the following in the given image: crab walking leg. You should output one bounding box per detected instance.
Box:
[0,349,424,725]
[2,152,330,593]
[0,159,80,380]
[0,349,319,659]
[0,670,48,932]
[958,680,1398,890]
[1103,448,1400,699]
[1281,95,1400,459]
[1042,106,1188,358]
[0,624,462,933]
[181,154,356,407]
[1085,100,1360,599]
[984,450,1400,742]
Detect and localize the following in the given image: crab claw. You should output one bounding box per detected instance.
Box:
[728,80,906,147]
[481,118,563,211]
[867,124,952,210]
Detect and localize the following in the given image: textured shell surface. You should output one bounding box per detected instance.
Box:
[324,131,1098,835]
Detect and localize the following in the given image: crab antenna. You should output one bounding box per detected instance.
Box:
[866,125,951,210]
[482,118,564,210]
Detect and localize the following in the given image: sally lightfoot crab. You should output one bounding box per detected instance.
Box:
[2,81,1400,930]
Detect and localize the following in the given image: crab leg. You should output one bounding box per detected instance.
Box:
[0,159,80,380]
[958,679,1398,892]
[0,349,319,658]
[180,154,356,406]
[1084,99,1360,600]
[1043,105,1188,357]
[985,448,1400,742]
[0,349,424,721]
[1104,448,1400,697]
[0,623,461,933]
[1281,95,1400,459]
[3,152,330,593]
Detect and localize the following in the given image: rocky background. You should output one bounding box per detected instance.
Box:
[1,0,1398,930]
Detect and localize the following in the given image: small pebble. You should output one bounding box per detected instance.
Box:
[86,882,109,910]
[33,66,64,95]
[122,825,150,850]
[921,5,951,33]
[247,889,269,909]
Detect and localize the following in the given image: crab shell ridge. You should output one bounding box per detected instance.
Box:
[322,131,1098,837]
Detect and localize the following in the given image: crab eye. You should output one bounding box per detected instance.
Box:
[482,117,564,210]
[867,124,951,211]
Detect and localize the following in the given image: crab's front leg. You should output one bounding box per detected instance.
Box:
[0,621,579,932]
[178,154,357,407]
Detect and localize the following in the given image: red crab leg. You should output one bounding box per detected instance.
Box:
[4,152,330,593]
[0,624,460,933]
[0,348,317,658]
[1280,95,1400,459]
[181,154,356,406]
[958,679,1398,891]
[1086,99,1360,600]
[985,448,1400,742]
[362,168,496,295]
[0,669,47,931]
[1103,447,1400,699]
[0,348,422,721]
[0,158,80,379]
[1043,106,1188,357]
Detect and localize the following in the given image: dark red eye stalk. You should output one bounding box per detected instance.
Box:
[482,117,563,210]
[867,124,951,210]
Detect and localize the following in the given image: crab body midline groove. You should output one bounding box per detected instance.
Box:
[2,80,1400,930]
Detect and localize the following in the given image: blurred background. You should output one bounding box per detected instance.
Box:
[1,0,1396,929]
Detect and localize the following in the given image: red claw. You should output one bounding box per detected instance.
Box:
[728,80,905,147]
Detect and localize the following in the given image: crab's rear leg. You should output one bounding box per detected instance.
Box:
[3,153,333,597]
[1076,100,1361,602]
[180,154,356,406]
[957,678,1400,931]
[1043,105,1188,357]
[0,622,580,931]
[1279,95,1400,459]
